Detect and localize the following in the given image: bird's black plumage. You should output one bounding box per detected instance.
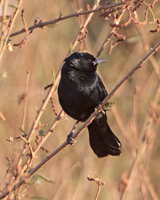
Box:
[58,52,121,158]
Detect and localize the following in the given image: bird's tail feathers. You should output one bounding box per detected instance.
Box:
[87,113,122,158]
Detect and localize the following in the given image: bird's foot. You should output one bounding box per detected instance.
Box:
[95,103,105,114]
[67,132,77,145]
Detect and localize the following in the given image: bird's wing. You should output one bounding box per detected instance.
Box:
[97,75,108,101]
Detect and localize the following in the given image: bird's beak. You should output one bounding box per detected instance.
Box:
[93,58,108,65]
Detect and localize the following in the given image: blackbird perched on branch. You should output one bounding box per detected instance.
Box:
[58,52,121,158]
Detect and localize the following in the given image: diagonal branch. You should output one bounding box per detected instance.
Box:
[0,41,159,200]
[0,0,24,64]
[9,1,127,38]
[16,0,100,167]
[4,0,103,196]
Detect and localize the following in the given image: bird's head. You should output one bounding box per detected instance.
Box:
[64,52,107,73]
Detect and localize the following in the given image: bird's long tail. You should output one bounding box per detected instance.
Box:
[87,112,122,158]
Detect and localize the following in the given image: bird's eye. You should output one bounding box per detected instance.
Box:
[93,60,98,65]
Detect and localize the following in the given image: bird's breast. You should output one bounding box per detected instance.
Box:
[58,71,100,121]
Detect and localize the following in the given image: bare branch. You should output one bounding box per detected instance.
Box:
[0,41,159,199]
[0,0,24,64]
[120,86,160,200]
[0,1,104,197]
[9,1,127,38]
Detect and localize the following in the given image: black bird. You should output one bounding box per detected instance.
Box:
[58,52,121,158]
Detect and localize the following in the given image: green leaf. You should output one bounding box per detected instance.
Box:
[0,15,11,22]
[8,4,19,9]
[39,174,55,183]
[69,44,74,54]
[39,130,44,136]
[103,101,114,111]
[27,173,40,185]
[36,177,42,186]
[51,69,55,80]
[19,128,28,137]
[59,11,62,17]
[7,39,11,43]
[31,197,48,200]
[127,36,141,44]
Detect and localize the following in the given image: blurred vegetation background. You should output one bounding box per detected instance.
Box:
[0,0,160,199]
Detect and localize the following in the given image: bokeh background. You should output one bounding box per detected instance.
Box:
[0,0,160,199]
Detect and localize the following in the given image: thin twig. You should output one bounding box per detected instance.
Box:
[15,0,102,171]
[136,25,160,79]
[111,106,134,156]
[0,0,24,65]
[21,71,30,131]
[144,174,160,200]
[96,27,117,57]
[87,175,104,200]
[19,110,64,177]
[14,70,30,199]
[0,0,8,49]
[13,9,30,48]
[95,184,101,200]
[120,141,146,200]
[0,111,6,121]
[96,3,126,57]
[2,1,103,197]
[0,41,159,200]
[9,1,127,38]
[120,86,160,200]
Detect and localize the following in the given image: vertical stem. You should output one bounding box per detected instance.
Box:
[0,0,23,66]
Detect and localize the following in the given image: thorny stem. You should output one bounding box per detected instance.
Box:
[144,174,160,200]
[0,0,24,65]
[120,86,160,200]
[9,1,127,38]
[3,0,102,197]
[136,25,160,79]
[96,0,128,57]
[120,141,146,200]
[87,175,104,200]
[0,41,159,200]
[96,27,116,57]
[16,0,102,170]
[0,0,8,49]
[95,184,101,200]
[0,0,159,198]
[16,110,64,181]
[16,81,57,168]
